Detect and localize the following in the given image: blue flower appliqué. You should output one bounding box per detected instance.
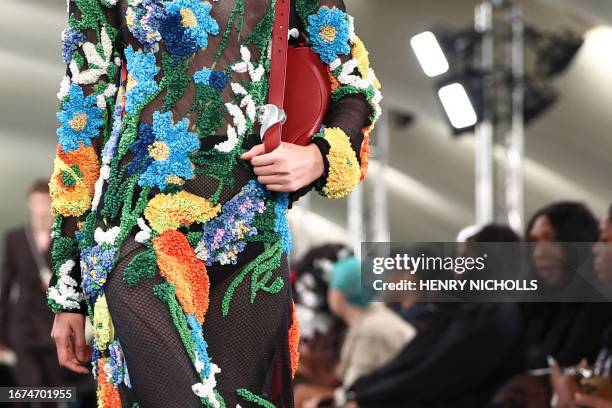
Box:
[128,123,156,176]
[160,0,220,58]
[138,111,199,191]
[274,192,292,255]
[125,0,166,51]
[125,45,160,114]
[193,68,229,91]
[80,244,117,304]
[56,84,104,153]
[61,28,86,63]
[197,180,266,266]
[306,6,351,64]
[187,315,212,378]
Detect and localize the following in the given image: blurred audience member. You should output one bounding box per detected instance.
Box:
[348,224,524,408]
[350,303,523,408]
[522,201,612,370]
[0,180,98,407]
[549,204,612,408]
[0,180,60,387]
[594,204,612,283]
[293,244,351,407]
[491,202,612,408]
[304,256,417,408]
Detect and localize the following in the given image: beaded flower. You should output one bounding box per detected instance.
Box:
[193,68,229,91]
[138,111,199,191]
[96,357,122,407]
[49,144,100,217]
[153,230,210,323]
[306,6,351,64]
[56,84,104,153]
[104,340,130,387]
[124,45,160,114]
[196,181,266,266]
[80,245,117,303]
[144,190,221,234]
[92,294,115,352]
[128,123,156,176]
[46,260,85,312]
[160,0,220,57]
[125,0,166,51]
[274,193,292,255]
[187,315,213,378]
[61,28,86,63]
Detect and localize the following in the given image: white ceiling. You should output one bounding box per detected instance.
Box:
[0,0,610,252]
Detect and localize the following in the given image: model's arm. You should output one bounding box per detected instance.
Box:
[298,0,383,199]
[46,0,121,315]
[243,0,381,200]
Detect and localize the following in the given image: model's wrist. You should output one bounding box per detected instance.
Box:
[306,143,325,180]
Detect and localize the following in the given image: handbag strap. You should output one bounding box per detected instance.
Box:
[263,0,290,153]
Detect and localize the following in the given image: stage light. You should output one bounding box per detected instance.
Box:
[523,78,558,124]
[525,26,583,78]
[437,83,478,129]
[410,31,450,77]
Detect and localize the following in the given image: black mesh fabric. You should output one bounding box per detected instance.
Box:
[105,233,294,408]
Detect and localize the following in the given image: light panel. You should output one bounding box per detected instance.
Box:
[410,31,450,77]
[438,83,478,129]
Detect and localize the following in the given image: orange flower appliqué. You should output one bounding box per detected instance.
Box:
[289,300,300,378]
[96,357,122,408]
[153,230,210,324]
[49,143,100,217]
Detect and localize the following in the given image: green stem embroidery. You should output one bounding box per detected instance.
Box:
[160,54,190,112]
[152,282,196,361]
[212,0,245,68]
[123,247,156,287]
[236,389,275,408]
[221,241,282,317]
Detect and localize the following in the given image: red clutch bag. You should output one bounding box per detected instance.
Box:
[260,0,331,153]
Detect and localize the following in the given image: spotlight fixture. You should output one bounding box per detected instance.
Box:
[525,27,584,78]
[523,77,558,124]
[412,23,582,135]
[437,83,478,129]
[410,31,450,77]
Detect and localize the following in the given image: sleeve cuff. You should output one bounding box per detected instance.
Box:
[311,127,361,199]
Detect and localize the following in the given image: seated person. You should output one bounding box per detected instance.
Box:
[550,204,612,408]
[491,202,612,408]
[293,244,352,407]
[304,256,417,408]
[349,226,524,408]
[522,202,612,371]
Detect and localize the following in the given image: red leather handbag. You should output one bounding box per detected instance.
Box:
[261,0,331,153]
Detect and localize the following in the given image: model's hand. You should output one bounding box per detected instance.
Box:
[51,312,91,374]
[241,143,324,192]
[575,393,612,408]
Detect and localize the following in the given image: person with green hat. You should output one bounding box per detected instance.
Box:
[305,256,417,408]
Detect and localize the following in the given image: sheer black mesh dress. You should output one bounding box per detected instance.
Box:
[46,0,381,407]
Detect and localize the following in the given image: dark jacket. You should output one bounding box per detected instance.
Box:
[349,303,525,408]
[0,226,55,350]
